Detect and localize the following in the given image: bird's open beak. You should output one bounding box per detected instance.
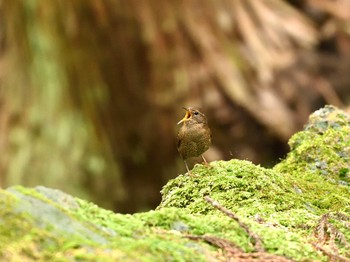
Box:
[177,107,191,125]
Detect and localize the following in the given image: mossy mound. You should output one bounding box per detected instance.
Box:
[0,186,214,261]
[158,105,350,260]
[159,160,310,216]
[275,105,350,187]
[273,106,350,212]
[1,186,306,261]
[1,105,350,261]
[157,159,349,260]
[160,106,350,213]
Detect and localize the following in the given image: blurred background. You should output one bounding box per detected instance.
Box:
[0,0,350,213]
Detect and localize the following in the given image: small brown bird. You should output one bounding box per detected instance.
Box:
[177,107,211,173]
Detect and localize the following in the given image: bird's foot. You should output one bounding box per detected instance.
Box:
[201,155,211,167]
[186,169,193,176]
[187,171,198,177]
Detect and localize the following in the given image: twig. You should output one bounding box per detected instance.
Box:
[184,234,293,262]
[185,234,242,254]
[314,212,350,260]
[313,243,350,262]
[204,195,264,252]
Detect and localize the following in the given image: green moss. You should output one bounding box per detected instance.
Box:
[157,160,326,260]
[75,198,144,237]
[274,106,350,211]
[276,106,350,187]
[159,160,315,216]
[2,105,350,261]
[74,200,246,258]
[135,208,251,251]
[0,192,60,260]
[155,106,350,260]
[0,187,213,261]
[64,196,212,260]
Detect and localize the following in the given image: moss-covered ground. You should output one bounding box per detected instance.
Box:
[0,105,349,261]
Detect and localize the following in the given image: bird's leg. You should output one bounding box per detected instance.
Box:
[201,155,208,164]
[184,160,190,173]
[201,155,211,168]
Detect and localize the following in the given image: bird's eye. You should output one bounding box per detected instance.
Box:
[194,111,199,115]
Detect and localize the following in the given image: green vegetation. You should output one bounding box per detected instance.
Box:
[0,106,349,261]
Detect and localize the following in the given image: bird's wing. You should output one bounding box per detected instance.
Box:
[177,134,182,149]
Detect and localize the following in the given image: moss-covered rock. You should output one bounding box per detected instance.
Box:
[275,105,350,187]
[1,105,350,261]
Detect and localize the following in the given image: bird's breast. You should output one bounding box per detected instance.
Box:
[177,123,211,159]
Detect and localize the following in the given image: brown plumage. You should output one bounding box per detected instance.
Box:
[177,107,211,173]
